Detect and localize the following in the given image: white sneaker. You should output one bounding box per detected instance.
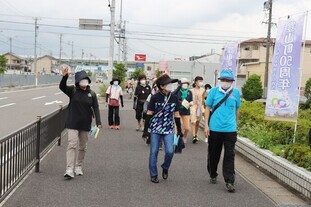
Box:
[64,168,74,178]
[74,166,83,176]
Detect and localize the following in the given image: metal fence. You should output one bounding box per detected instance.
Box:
[0,105,68,202]
[0,74,62,87]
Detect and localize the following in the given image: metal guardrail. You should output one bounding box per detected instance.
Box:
[0,105,68,202]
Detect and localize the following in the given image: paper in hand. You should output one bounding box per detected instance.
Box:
[182,99,190,109]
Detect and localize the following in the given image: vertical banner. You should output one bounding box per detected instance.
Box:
[265,14,305,122]
[220,41,239,76]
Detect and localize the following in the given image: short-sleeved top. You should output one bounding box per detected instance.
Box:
[147,92,180,134]
[176,89,193,115]
[205,86,241,132]
[106,85,123,100]
[135,84,151,103]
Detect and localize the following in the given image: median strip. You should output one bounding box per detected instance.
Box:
[31,96,46,100]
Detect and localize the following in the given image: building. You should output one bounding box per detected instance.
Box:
[30,55,58,75]
[2,53,29,74]
[238,38,311,92]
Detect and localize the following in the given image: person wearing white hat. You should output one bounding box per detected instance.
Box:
[174,78,193,143]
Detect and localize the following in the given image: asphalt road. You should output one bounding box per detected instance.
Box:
[0,81,102,138]
[2,107,278,207]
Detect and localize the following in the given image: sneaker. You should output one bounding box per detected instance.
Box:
[226,182,235,193]
[74,166,83,176]
[151,176,159,183]
[210,177,217,184]
[136,124,141,131]
[109,125,114,129]
[64,168,74,178]
[192,136,197,144]
[115,125,120,130]
[162,168,168,180]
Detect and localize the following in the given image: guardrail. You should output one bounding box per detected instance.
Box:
[0,105,68,202]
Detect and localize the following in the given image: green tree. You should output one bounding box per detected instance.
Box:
[113,63,127,87]
[242,74,263,101]
[155,68,161,78]
[0,55,8,74]
[131,68,145,80]
[304,77,311,108]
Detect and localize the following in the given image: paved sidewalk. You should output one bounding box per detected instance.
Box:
[1,101,309,207]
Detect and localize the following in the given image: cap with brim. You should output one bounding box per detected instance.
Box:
[110,78,121,85]
[160,78,178,86]
[180,78,189,84]
[218,69,235,81]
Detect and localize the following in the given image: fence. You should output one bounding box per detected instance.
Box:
[0,74,62,87]
[0,105,68,202]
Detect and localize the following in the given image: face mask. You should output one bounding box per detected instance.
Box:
[113,81,119,86]
[182,84,188,90]
[79,79,89,87]
[165,84,174,92]
[140,80,146,85]
[197,81,203,87]
[206,89,210,93]
[220,81,232,90]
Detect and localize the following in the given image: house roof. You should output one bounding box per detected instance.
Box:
[2,52,26,60]
[37,55,58,61]
[241,38,311,46]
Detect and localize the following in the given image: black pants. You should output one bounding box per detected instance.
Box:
[207,131,237,183]
[135,102,146,121]
[108,105,120,126]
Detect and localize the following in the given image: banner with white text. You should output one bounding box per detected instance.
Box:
[265,14,305,122]
[220,41,239,77]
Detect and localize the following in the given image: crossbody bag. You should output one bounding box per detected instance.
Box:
[208,89,233,123]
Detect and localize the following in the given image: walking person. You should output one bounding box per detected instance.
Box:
[175,78,193,143]
[204,69,241,192]
[106,78,124,130]
[142,74,183,183]
[59,68,102,179]
[133,75,151,131]
[190,76,205,143]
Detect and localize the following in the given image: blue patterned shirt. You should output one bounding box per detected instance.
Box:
[147,92,180,134]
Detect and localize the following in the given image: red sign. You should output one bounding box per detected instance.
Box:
[135,54,146,62]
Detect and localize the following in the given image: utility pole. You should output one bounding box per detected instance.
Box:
[9,37,12,71]
[118,0,123,62]
[59,34,63,65]
[71,41,74,67]
[81,49,84,64]
[108,0,116,80]
[34,18,39,86]
[263,0,272,98]
[122,21,127,68]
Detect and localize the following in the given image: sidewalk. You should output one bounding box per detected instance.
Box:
[1,101,309,207]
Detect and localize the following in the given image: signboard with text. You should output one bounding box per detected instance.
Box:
[135,54,146,62]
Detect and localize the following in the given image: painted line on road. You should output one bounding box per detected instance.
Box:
[31,96,46,100]
[0,97,8,100]
[0,103,16,108]
[54,92,63,95]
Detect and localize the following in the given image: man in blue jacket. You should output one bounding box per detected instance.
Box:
[204,69,241,192]
[60,68,102,179]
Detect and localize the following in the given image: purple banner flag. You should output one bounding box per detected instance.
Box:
[265,14,305,122]
[221,41,239,76]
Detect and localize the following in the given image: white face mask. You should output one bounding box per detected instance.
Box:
[206,89,210,93]
[140,80,146,85]
[113,81,119,86]
[198,81,204,87]
[220,81,232,90]
[181,84,188,90]
[79,79,89,87]
[165,84,174,92]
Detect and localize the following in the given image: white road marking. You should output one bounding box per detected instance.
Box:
[32,96,46,100]
[45,100,63,105]
[54,92,63,95]
[0,103,16,108]
[0,97,8,100]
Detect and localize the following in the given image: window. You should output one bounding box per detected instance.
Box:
[147,66,152,71]
[244,47,250,51]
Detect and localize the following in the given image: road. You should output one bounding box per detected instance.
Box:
[0,81,102,138]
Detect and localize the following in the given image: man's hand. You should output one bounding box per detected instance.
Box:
[62,67,68,76]
[97,124,102,129]
[204,125,210,137]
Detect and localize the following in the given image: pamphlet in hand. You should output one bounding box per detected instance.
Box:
[182,99,190,109]
[89,126,100,139]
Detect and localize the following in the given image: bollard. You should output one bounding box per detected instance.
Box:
[35,116,41,173]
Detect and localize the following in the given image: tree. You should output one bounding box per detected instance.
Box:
[113,63,127,87]
[241,74,263,101]
[0,55,8,74]
[155,68,161,78]
[304,77,311,108]
[131,68,145,80]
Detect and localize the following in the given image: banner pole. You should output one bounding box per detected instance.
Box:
[293,11,308,143]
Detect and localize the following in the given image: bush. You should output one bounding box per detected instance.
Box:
[99,84,109,97]
[305,77,311,108]
[241,74,263,101]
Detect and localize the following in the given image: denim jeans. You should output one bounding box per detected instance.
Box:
[149,132,174,177]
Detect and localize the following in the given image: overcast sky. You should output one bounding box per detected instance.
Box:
[0,0,311,62]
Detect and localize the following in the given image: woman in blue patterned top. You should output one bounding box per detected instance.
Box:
[142,74,183,183]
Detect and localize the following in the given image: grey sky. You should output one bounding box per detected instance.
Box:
[0,0,310,62]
